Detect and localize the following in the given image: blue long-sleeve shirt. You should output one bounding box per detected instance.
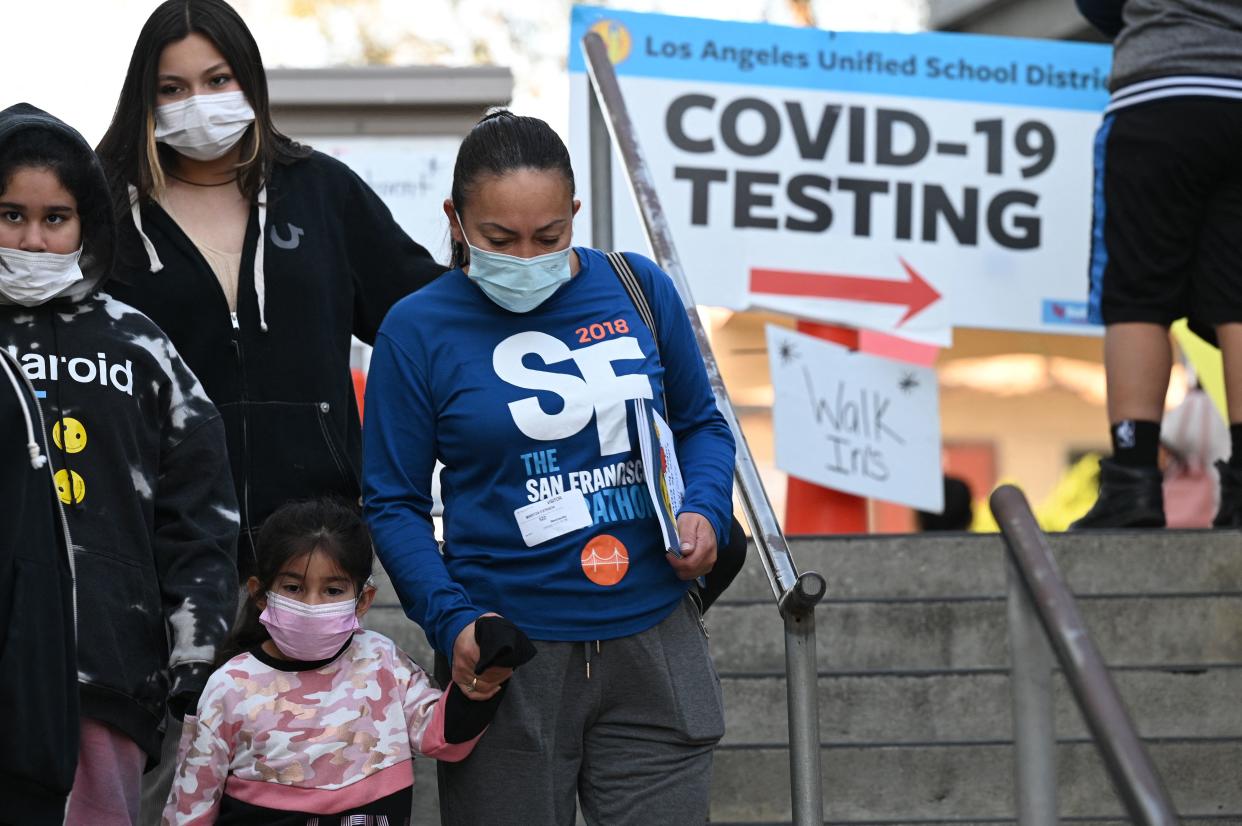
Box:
[363,248,735,655]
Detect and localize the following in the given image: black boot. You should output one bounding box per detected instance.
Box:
[1070,458,1165,529]
[1213,461,1242,528]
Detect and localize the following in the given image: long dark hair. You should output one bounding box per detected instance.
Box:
[215,498,373,666]
[96,0,309,220]
[449,109,576,268]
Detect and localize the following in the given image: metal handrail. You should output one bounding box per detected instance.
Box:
[581,31,827,825]
[990,485,1178,825]
[580,32,824,613]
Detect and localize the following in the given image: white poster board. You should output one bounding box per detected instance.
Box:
[767,324,943,511]
[569,7,1112,342]
[316,136,462,263]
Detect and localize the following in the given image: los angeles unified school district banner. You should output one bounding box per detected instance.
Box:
[567,7,1112,343]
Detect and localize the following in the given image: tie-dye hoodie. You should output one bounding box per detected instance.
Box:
[0,103,239,761]
[163,630,484,825]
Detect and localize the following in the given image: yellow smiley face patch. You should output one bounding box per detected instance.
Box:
[53,417,88,454]
[53,469,86,505]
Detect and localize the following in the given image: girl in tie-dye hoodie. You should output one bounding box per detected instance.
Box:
[163,499,534,825]
[0,102,239,825]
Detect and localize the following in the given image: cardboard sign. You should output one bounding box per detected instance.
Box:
[569,7,1112,340]
[767,325,943,511]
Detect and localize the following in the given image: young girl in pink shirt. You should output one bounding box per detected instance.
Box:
[163,499,533,825]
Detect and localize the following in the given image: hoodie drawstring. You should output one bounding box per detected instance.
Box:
[0,351,46,469]
[130,183,271,332]
[47,313,82,511]
[254,185,269,333]
[1,345,77,635]
[128,185,164,273]
[584,640,600,679]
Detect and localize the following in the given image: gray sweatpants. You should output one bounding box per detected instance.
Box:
[435,596,724,826]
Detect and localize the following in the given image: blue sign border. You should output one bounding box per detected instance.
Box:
[570,5,1112,112]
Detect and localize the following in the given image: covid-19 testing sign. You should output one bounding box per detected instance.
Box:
[568,6,1113,341]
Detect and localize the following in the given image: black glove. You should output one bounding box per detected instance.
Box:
[473,615,537,673]
[167,690,199,722]
[443,617,536,743]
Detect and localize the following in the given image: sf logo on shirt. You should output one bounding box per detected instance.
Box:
[493,331,653,456]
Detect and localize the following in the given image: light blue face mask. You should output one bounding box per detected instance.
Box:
[457,215,573,313]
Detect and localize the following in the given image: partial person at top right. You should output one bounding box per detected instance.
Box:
[1072,0,1242,529]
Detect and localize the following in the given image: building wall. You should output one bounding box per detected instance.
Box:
[267,66,513,137]
[927,0,1102,41]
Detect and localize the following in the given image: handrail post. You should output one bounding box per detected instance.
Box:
[581,31,825,825]
[580,33,800,597]
[990,485,1178,826]
[587,76,613,252]
[784,571,828,825]
[1007,558,1058,825]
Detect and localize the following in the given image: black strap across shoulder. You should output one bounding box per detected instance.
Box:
[604,250,745,609]
[605,251,660,360]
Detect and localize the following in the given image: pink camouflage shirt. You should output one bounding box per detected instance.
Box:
[162,630,481,824]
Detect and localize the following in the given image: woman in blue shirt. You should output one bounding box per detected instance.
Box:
[363,111,735,825]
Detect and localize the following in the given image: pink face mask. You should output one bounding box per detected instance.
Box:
[259,591,361,661]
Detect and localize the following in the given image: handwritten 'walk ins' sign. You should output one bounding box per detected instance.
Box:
[568,7,1112,343]
[767,325,943,512]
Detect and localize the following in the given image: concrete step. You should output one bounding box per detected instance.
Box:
[709,739,1242,822]
[703,595,1242,673]
[720,666,1242,746]
[711,821,1241,825]
[407,736,1242,824]
[725,530,1242,602]
[365,530,1242,824]
[369,530,1242,611]
[368,528,1241,612]
[366,593,1242,676]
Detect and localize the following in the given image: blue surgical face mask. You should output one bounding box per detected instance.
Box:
[457,214,572,313]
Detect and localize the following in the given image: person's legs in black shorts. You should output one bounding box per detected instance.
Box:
[1186,104,1242,524]
[1076,98,1242,528]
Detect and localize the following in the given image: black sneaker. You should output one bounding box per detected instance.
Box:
[1070,458,1165,529]
[1213,460,1242,528]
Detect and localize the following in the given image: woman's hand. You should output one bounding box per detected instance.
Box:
[668,512,718,580]
[452,613,514,700]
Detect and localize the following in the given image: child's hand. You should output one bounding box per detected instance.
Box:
[452,613,514,700]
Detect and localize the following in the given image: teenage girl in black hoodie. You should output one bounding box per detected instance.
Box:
[0,103,239,826]
[97,0,447,582]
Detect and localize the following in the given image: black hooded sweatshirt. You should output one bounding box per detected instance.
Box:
[0,344,77,823]
[106,145,447,577]
[0,103,239,761]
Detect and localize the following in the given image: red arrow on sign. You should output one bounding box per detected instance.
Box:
[750,258,942,325]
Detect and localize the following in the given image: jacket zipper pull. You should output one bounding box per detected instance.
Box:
[230,311,240,332]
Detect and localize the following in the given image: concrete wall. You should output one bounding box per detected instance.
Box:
[267,65,513,137]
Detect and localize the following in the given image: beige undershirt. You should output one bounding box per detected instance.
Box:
[155,189,243,312]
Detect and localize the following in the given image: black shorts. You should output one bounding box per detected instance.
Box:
[1088,96,1242,339]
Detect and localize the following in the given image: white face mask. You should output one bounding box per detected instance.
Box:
[154,91,256,162]
[0,246,85,307]
[457,213,573,313]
